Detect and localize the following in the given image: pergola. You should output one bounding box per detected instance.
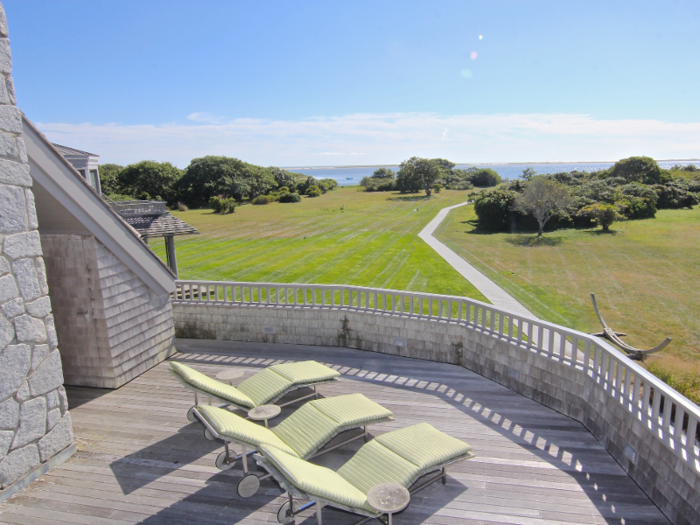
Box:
[108,200,198,277]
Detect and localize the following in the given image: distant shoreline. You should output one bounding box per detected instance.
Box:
[282,159,700,170]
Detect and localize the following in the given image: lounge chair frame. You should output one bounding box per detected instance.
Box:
[256,450,475,524]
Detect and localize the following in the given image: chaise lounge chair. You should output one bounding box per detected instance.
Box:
[255,423,474,524]
[194,393,394,497]
[170,360,341,419]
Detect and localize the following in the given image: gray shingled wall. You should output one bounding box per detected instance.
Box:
[0,3,73,491]
[41,234,175,389]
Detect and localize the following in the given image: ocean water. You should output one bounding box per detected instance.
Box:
[284,160,699,186]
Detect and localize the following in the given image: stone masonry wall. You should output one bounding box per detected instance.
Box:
[41,235,175,389]
[173,303,700,525]
[0,4,73,491]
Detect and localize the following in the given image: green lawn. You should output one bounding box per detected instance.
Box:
[155,187,486,301]
[435,204,700,382]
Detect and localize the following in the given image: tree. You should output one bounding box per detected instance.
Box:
[269,167,301,189]
[396,157,442,195]
[470,168,501,187]
[371,167,395,179]
[473,188,518,231]
[513,176,573,236]
[98,163,123,196]
[176,156,275,206]
[432,158,455,173]
[118,161,182,202]
[608,156,669,185]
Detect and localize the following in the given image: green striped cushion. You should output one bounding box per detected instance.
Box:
[195,405,298,456]
[337,440,420,495]
[237,368,294,406]
[272,404,338,458]
[270,361,340,384]
[375,423,473,471]
[170,362,255,409]
[259,444,371,511]
[311,394,393,427]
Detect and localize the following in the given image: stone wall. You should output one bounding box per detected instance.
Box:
[173,303,700,525]
[0,3,73,492]
[41,235,175,389]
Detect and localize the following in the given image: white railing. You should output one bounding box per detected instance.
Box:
[107,199,167,217]
[173,279,700,472]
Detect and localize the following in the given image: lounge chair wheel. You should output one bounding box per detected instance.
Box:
[237,474,261,498]
[215,450,237,471]
[204,428,216,441]
[186,406,197,423]
[277,499,299,524]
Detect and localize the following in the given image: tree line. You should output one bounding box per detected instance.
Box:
[473,157,700,235]
[360,157,501,194]
[99,156,338,210]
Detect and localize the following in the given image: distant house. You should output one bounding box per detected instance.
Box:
[51,143,101,194]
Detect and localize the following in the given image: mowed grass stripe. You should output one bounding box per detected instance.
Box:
[153,188,486,300]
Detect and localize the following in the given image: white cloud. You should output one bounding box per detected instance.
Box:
[35,112,700,168]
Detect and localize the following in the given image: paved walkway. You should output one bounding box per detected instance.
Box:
[419,201,538,319]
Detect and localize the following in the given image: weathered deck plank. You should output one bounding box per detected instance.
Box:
[0,339,670,524]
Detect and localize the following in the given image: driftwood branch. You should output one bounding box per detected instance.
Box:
[590,293,671,360]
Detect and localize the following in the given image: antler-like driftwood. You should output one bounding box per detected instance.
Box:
[590,293,671,360]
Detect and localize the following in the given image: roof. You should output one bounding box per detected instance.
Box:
[124,213,199,238]
[51,142,99,158]
[23,116,175,296]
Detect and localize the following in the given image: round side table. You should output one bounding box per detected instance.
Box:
[215,369,244,385]
[247,404,282,428]
[366,482,410,525]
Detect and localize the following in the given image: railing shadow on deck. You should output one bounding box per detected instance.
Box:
[165,347,665,524]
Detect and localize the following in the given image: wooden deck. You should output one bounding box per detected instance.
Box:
[0,340,670,525]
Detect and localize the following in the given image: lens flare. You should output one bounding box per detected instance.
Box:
[479,34,483,40]
[460,69,473,79]
[470,51,478,60]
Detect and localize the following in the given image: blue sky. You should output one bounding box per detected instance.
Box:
[4,0,700,167]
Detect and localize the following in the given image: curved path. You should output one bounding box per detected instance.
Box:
[419,201,538,319]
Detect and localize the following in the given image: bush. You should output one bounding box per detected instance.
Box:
[654,180,700,209]
[279,192,302,203]
[318,178,338,192]
[580,203,618,231]
[209,196,236,214]
[607,156,670,185]
[470,168,501,187]
[360,177,397,192]
[251,195,271,205]
[177,202,188,212]
[278,186,290,194]
[432,183,442,194]
[307,187,322,198]
[371,167,395,179]
[473,188,518,231]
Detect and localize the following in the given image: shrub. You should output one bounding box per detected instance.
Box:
[473,188,518,231]
[306,185,322,197]
[252,195,271,205]
[371,167,395,179]
[278,186,290,194]
[318,178,338,192]
[654,180,700,209]
[470,168,501,187]
[209,196,236,214]
[177,202,188,212]
[580,203,618,231]
[360,177,396,192]
[279,192,302,203]
[432,183,442,194]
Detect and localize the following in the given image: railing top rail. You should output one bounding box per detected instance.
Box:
[173,279,700,419]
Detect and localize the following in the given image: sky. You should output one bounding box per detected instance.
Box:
[4,0,700,167]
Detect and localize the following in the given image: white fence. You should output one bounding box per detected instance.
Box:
[173,280,700,473]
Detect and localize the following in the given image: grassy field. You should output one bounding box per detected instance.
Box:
[155,187,487,300]
[435,204,700,392]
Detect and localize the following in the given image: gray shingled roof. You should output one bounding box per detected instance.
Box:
[52,143,99,157]
[123,213,199,238]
